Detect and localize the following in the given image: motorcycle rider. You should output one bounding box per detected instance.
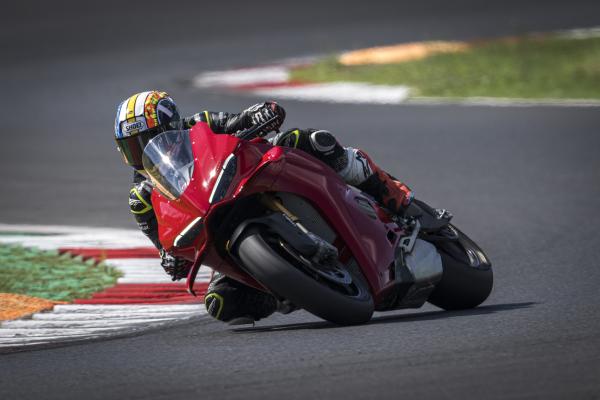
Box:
[115,90,413,324]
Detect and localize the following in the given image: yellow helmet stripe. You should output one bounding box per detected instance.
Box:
[126,93,141,123]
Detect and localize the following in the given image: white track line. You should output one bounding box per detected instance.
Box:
[53,304,203,313]
[31,312,198,320]
[556,26,600,39]
[405,97,600,108]
[117,274,211,284]
[0,328,125,337]
[3,318,177,329]
[0,307,206,346]
[253,82,411,104]
[104,257,175,284]
[0,223,149,250]
[107,259,162,268]
[193,66,290,88]
[0,311,206,346]
[106,258,212,284]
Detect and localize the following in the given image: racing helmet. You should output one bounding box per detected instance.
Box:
[114,91,181,171]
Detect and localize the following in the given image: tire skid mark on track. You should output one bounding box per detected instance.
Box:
[0,224,210,350]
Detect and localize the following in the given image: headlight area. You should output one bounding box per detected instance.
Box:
[209,153,237,204]
[173,216,205,249]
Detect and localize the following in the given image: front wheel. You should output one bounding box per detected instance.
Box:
[235,228,374,325]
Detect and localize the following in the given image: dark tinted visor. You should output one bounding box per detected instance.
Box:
[116,135,148,170]
[115,127,163,170]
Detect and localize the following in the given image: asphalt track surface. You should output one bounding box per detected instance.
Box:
[1,1,600,399]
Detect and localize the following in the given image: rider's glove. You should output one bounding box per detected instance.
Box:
[243,101,286,135]
[159,249,192,281]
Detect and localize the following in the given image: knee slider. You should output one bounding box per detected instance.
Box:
[310,130,348,171]
[205,292,227,321]
[204,275,250,322]
[205,273,276,322]
[205,282,240,322]
[309,130,337,154]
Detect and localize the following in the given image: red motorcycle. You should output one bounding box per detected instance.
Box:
[142,120,493,325]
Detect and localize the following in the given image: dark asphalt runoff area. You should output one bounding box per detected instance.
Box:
[1,1,600,399]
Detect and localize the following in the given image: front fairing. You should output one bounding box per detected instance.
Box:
[153,123,277,252]
[152,123,237,249]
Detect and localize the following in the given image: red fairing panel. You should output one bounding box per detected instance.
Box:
[186,123,240,213]
[154,123,240,249]
[153,122,402,301]
[153,192,200,251]
[268,148,400,300]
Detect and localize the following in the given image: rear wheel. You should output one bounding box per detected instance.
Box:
[235,228,374,325]
[426,225,493,310]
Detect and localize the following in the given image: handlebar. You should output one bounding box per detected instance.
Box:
[180,115,280,141]
[235,115,280,140]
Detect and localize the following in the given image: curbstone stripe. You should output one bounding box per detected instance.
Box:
[0,225,211,350]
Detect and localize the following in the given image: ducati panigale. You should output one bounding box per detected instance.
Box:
[142,120,493,325]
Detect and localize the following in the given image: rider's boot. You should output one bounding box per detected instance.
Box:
[339,148,414,215]
[204,272,278,325]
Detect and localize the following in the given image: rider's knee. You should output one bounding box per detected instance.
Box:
[205,273,276,323]
[338,148,374,186]
[308,129,337,153]
[272,128,349,173]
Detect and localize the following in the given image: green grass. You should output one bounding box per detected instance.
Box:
[0,244,121,302]
[291,36,600,99]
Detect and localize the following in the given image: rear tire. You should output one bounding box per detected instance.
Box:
[428,250,493,310]
[235,228,374,325]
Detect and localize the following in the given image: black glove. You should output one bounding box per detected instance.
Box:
[160,249,192,281]
[243,101,285,135]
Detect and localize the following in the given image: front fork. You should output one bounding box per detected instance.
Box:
[260,194,309,233]
[186,195,290,296]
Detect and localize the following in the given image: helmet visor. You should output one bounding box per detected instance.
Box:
[116,134,147,170]
[115,127,164,170]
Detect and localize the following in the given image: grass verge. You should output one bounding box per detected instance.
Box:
[0,244,121,302]
[291,36,600,99]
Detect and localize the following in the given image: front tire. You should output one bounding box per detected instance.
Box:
[235,228,374,325]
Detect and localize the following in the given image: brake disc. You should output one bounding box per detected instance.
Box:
[279,240,352,285]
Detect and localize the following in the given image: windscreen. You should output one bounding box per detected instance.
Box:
[142,130,194,200]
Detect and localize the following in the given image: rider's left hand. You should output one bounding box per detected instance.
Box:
[244,101,286,134]
[160,249,192,281]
